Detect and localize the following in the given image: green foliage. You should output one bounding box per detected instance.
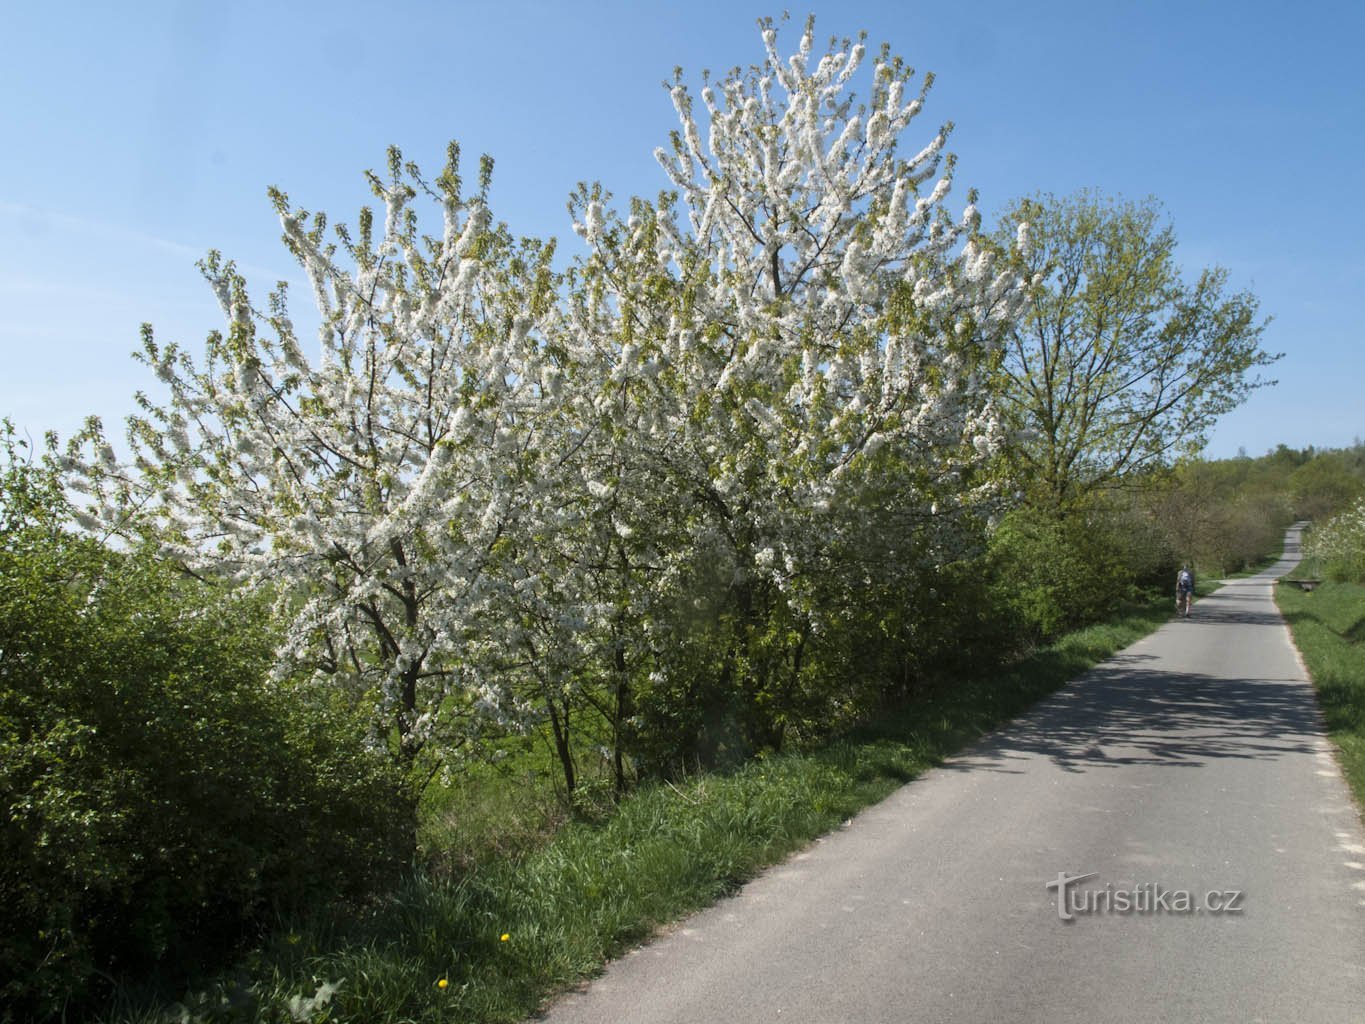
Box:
[103,590,1173,1024]
[991,190,1277,513]
[0,426,410,1020]
[986,506,1140,643]
[1152,449,1335,576]
[1289,446,1365,521]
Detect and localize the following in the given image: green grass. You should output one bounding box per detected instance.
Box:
[418,757,571,875]
[105,591,1177,1024]
[1276,581,1365,805]
[1283,551,1324,581]
[1221,550,1282,579]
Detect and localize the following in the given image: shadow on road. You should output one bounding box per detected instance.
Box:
[1179,606,1287,627]
[942,659,1319,776]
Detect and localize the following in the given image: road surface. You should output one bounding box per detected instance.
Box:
[538,525,1365,1023]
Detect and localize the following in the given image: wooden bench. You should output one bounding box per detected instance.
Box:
[1278,578,1323,592]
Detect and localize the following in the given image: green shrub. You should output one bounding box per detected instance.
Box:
[0,427,410,1020]
[987,507,1136,643]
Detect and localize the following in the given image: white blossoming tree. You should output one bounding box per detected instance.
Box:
[62,16,1032,800]
[63,145,561,781]
[556,16,1028,767]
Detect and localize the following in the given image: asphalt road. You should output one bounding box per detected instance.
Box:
[538,525,1365,1023]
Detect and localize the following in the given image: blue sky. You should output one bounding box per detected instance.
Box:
[3,0,1360,459]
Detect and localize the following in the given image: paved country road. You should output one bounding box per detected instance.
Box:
[537,525,1365,1023]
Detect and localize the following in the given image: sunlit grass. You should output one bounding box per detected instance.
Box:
[1277,581,1365,804]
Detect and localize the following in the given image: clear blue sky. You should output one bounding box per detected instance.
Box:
[3,0,1360,459]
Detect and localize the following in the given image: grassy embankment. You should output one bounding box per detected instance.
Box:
[1277,575,1365,807]
[112,591,1183,1024]
[1222,551,1283,580]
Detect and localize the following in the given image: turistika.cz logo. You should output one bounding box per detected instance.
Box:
[1046,872,1245,922]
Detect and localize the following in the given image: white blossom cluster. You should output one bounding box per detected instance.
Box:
[64,143,563,762]
[1305,499,1365,582]
[62,20,1029,770]
[562,16,1027,645]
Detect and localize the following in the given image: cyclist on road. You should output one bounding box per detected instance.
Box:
[1176,564,1195,618]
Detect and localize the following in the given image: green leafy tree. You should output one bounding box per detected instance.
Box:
[991,191,1278,513]
[1290,447,1365,521]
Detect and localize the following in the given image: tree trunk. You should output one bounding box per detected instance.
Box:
[613,642,631,794]
[543,685,576,798]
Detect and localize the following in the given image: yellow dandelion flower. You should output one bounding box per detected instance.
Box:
[500,933,510,942]
[437,978,449,990]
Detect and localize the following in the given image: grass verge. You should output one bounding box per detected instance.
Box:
[107,592,1176,1024]
[1221,550,1282,580]
[1276,581,1365,805]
